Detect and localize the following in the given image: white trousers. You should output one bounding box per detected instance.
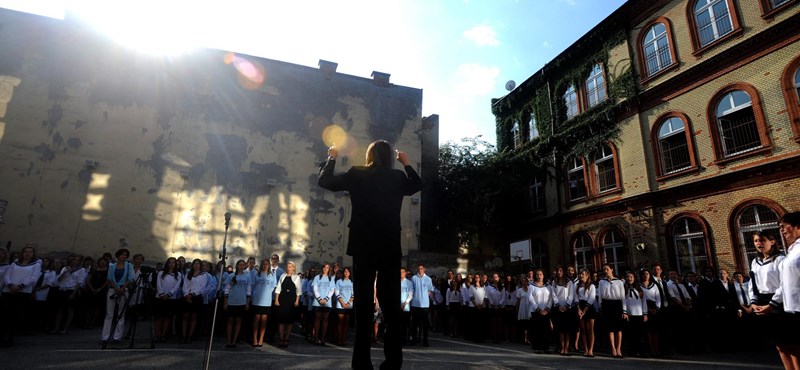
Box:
[100,289,127,341]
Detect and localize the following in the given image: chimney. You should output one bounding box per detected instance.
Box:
[318,60,338,74]
[371,71,391,86]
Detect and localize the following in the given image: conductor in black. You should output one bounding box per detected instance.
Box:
[319,140,423,370]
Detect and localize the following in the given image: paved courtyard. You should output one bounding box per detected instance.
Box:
[1,320,783,370]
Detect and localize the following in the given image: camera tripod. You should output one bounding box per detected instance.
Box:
[101,272,155,350]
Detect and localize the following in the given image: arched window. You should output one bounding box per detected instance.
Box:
[642,22,674,77]
[594,143,618,193]
[707,84,771,163]
[585,64,606,108]
[781,56,800,141]
[600,228,627,274]
[564,85,579,120]
[529,115,539,140]
[694,0,734,47]
[567,157,587,201]
[735,203,783,273]
[672,217,710,276]
[687,0,741,54]
[573,233,594,272]
[655,113,696,176]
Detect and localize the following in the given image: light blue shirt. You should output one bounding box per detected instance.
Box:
[107,261,134,288]
[400,278,414,312]
[224,272,251,306]
[336,279,354,309]
[411,273,433,308]
[312,275,335,308]
[251,271,278,307]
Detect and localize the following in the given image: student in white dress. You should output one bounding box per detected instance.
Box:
[576,269,597,357]
[515,276,532,345]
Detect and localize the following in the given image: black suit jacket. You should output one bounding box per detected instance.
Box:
[318,159,423,258]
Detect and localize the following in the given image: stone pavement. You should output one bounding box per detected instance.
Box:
[1,323,783,369]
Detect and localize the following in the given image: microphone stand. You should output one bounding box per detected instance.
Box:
[203,212,231,370]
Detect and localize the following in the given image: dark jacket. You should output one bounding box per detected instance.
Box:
[318,158,423,258]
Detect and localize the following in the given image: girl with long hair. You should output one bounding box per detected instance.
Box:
[50,255,85,335]
[155,257,182,342]
[576,269,597,357]
[250,258,276,347]
[336,267,354,346]
[312,263,335,346]
[530,269,553,354]
[598,263,625,358]
[224,259,251,348]
[1,243,42,346]
[639,268,662,357]
[100,248,134,344]
[552,266,576,355]
[515,275,532,346]
[182,259,208,344]
[623,271,647,357]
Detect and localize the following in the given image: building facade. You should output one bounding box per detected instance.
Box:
[0,9,434,268]
[492,0,800,276]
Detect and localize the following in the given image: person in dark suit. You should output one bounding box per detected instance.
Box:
[319,140,423,370]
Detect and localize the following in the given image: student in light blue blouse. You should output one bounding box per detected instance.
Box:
[410,263,433,346]
[400,267,414,345]
[223,260,251,348]
[335,267,354,346]
[250,258,277,347]
[312,263,335,346]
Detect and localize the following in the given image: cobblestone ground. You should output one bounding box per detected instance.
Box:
[1,321,783,369]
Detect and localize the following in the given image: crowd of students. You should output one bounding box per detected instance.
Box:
[1,211,799,369]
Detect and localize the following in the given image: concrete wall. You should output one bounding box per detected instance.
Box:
[0,10,426,269]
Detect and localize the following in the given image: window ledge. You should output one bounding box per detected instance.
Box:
[656,166,700,182]
[692,28,744,58]
[567,187,622,206]
[640,62,680,86]
[712,145,772,167]
[761,1,797,20]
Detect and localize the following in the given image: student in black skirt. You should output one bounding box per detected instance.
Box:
[576,269,597,357]
[274,261,302,348]
[598,263,625,358]
[155,257,182,342]
[181,259,208,343]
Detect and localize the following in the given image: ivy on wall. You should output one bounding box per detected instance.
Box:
[492,30,636,169]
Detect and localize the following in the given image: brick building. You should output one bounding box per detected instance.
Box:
[0,9,437,268]
[492,0,800,276]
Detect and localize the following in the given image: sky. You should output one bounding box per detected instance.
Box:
[0,0,626,147]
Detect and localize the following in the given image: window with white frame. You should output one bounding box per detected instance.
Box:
[716,90,761,157]
[530,175,545,212]
[529,115,539,140]
[658,117,692,174]
[573,233,593,272]
[737,204,782,273]
[771,0,791,7]
[564,85,579,119]
[567,157,587,200]
[585,64,606,108]
[694,0,734,47]
[672,217,709,276]
[512,121,521,149]
[594,144,617,192]
[602,229,627,274]
[643,22,673,77]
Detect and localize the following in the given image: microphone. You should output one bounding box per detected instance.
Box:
[224,212,231,229]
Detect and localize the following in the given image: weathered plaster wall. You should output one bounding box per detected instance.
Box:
[0,10,425,268]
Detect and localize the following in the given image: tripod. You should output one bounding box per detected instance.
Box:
[101,273,155,349]
[126,272,156,349]
[203,212,231,370]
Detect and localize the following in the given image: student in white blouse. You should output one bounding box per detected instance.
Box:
[182,259,209,344]
[486,273,505,344]
[598,263,625,358]
[623,271,647,357]
[2,243,42,346]
[529,269,553,354]
[576,269,597,357]
[467,276,487,342]
[155,257,183,342]
[312,263,335,346]
[515,276,532,345]
[445,278,462,338]
[639,268,662,357]
[504,275,519,343]
[51,255,86,335]
[551,266,576,356]
[772,212,800,370]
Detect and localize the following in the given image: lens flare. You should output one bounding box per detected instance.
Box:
[224,52,265,90]
[322,124,359,158]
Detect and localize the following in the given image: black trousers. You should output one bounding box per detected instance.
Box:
[410,306,430,343]
[353,255,402,370]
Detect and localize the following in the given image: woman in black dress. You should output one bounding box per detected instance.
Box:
[274,261,302,348]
